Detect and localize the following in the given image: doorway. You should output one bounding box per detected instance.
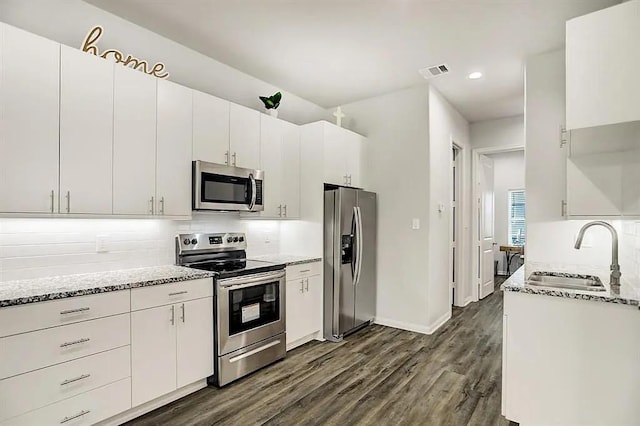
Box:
[472,146,525,301]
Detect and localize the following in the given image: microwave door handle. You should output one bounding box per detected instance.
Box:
[249,173,257,210]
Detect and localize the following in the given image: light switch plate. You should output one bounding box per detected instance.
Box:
[412,218,420,230]
[96,234,110,253]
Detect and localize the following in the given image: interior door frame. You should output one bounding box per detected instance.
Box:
[471,144,524,302]
[450,142,463,307]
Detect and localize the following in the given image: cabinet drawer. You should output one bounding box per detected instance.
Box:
[131,278,213,311]
[286,261,321,280]
[0,290,130,338]
[0,314,130,379]
[0,377,131,426]
[0,346,130,421]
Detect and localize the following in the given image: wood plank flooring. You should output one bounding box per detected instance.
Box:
[126,286,511,426]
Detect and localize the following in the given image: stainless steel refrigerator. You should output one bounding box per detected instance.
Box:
[324,187,377,342]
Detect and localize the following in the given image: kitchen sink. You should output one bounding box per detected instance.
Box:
[526,271,606,291]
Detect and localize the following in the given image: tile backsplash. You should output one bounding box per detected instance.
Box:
[0,214,284,282]
[620,221,640,284]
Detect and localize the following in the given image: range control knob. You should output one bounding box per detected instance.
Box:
[227,237,233,243]
[233,237,239,242]
[191,239,198,245]
[183,238,190,245]
[239,236,244,242]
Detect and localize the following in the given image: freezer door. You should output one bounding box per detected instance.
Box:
[354,190,377,327]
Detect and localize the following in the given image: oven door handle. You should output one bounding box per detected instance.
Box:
[218,271,285,288]
[248,173,257,210]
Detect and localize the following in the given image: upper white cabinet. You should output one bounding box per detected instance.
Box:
[566,0,640,130]
[113,65,157,215]
[281,121,301,218]
[193,90,230,165]
[60,45,114,214]
[0,24,60,214]
[156,79,193,217]
[229,103,260,169]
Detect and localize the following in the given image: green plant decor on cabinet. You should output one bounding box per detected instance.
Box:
[259,92,282,110]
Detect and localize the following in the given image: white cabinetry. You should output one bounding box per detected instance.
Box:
[156,79,193,217]
[255,115,301,219]
[60,46,114,214]
[229,103,260,169]
[0,24,60,214]
[130,280,213,406]
[113,65,157,215]
[566,0,640,130]
[285,262,322,350]
[503,291,640,425]
[193,90,230,165]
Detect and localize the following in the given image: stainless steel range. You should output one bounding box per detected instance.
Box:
[176,232,286,387]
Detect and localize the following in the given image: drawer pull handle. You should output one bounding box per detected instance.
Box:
[299,269,311,273]
[60,307,90,315]
[60,337,90,348]
[60,373,91,386]
[60,410,91,424]
[169,291,188,296]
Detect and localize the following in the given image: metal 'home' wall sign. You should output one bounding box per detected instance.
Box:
[81,25,170,79]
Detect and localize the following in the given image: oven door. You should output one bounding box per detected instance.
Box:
[216,270,285,356]
[193,161,264,211]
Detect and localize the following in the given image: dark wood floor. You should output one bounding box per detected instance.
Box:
[127,283,509,426]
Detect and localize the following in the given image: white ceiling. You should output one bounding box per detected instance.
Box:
[84,0,619,122]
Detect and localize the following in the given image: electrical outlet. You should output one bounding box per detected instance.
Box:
[412,218,420,230]
[96,234,110,253]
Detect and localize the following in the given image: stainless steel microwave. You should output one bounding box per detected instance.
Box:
[192,161,264,212]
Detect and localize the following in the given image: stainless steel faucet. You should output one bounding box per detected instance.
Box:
[574,221,621,286]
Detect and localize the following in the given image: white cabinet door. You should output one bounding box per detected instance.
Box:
[176,297,214,388]
[193,90,230,165]
[281,121,301,218]
[0,24,60,214]
[113,66,157,215]
[345,132,363,188]
[566,0,640,130]
[259,114,284,218]
[323,124,348,186]
[285,278,305,345]
[131,305,177,407]
[60,46,114,214]
[156,79,193,217]
[304,275,323,338]
[229,103,260,169]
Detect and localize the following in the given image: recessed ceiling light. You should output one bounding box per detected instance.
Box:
[468,71,483,80]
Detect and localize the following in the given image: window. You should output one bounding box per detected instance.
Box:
[508,190,526,246]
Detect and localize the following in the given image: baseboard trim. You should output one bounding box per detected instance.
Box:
[459,296,474,307]
[96,380,207,426]
[374,317,432,335]
[426,311,452,334]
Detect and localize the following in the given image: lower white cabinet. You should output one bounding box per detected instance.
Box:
[285,262,322,350]
[131,296,213,406]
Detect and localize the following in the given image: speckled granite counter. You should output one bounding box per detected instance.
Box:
[0,265,215,308]
[248,254,322,266]
[501,265,640,307]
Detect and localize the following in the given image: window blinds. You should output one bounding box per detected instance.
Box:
[508,190,526,246]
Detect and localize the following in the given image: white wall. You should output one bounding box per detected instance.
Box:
[471,115,524,150]
[0,215,283,282]
[339,86,432,333]
[0,0,329,125]
[427,87,471,325]
[487,151,525,273]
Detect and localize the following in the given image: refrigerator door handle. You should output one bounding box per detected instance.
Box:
[355,206,364,286]
[351,206,358,281]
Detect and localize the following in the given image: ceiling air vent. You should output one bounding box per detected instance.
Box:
[419,63,450,80]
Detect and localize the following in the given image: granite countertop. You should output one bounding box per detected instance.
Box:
[501,265,640,307]
[0,265,215,308]
[248,254,322,266]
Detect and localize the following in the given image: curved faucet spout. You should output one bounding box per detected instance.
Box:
[574,221,620,286]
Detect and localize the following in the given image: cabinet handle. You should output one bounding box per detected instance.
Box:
[344,175,348,185]
[60,337,90,348]
[181,303,185,323]
[300,279,304,293]
[299,269,311,273]
[60,410,91,424]
[225,151,229,165]
[283,204,287,217]
[170,305,175,325]
[305,278,309,292]
[232,152,237,166]
[60,307,90,315]
[150,196,155,214]
[278,205,282,217]
[159,196,165,215]
[65,191,70,213]
[60,373,91,386]
[50,190,55,213]
[348,175,352,186]
[169,290,188,296]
